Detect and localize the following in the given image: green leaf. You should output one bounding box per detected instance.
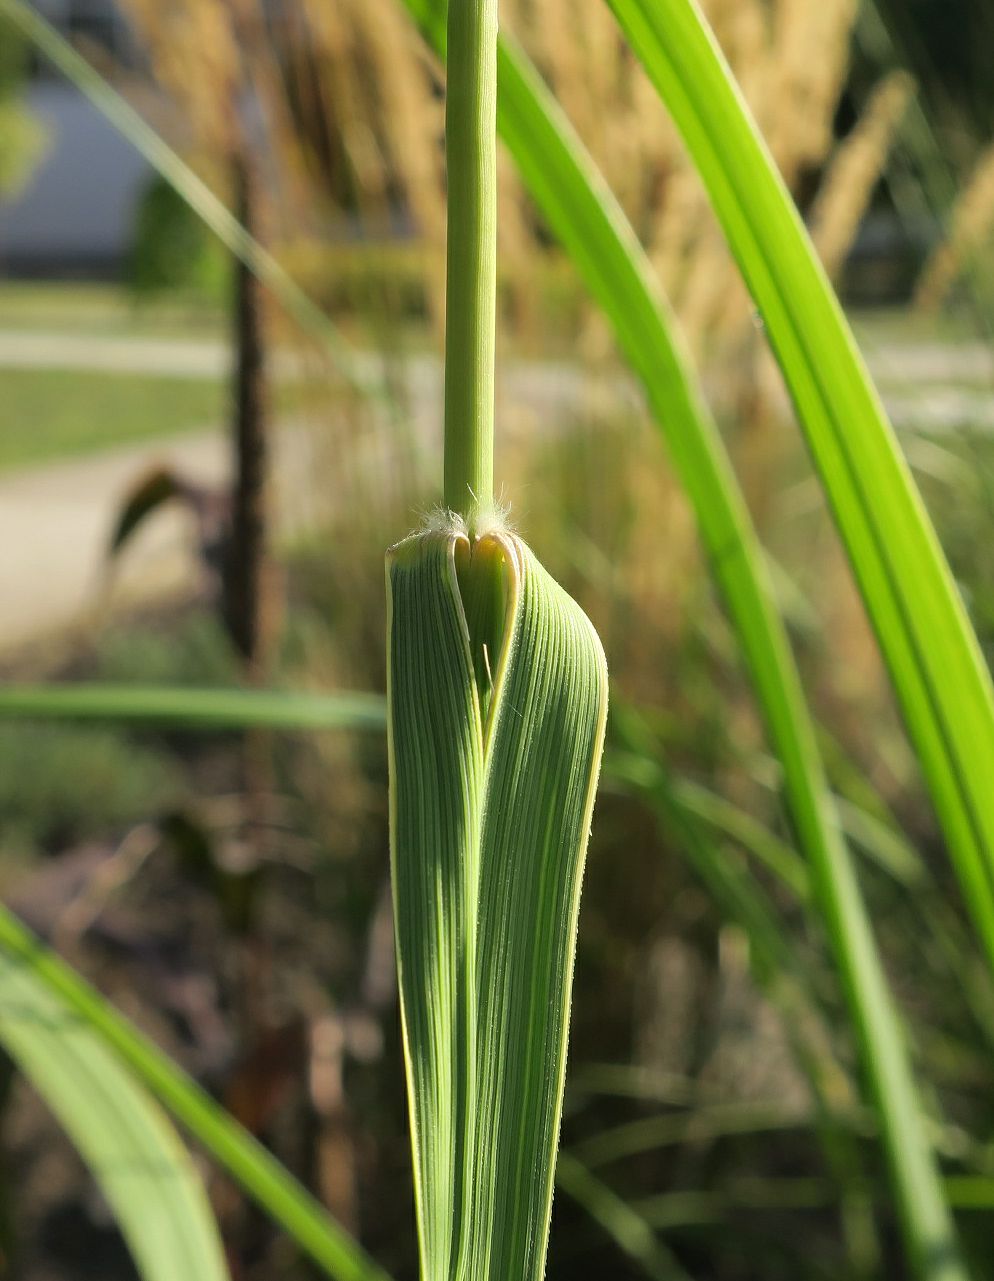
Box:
[0,684,386,732]
[391,8,962,1275]
[387,521,607,1280]
[605,0,994,979]
[0,944,229,1281]
[0,907,392,1281]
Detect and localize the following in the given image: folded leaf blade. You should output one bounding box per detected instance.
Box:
[387,522,607,1281]
[473,534,607,1276]
[387,530,485,1277]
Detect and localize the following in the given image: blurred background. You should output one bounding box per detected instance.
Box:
[2,0,994,1277]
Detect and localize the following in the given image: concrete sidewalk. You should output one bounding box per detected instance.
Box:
[0,419,336,657]
[0,329,307,380]
[0,432,229,656]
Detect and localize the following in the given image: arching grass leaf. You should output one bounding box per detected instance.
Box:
[0,907,392,1281]
[0,946,229,1281]
[606,0,994,984]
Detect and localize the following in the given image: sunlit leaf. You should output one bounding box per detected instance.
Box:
[0,684,386,732]
[606,0,994,988]
[387,520,607,1279]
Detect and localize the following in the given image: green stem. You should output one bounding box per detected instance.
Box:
[443,0,497,521]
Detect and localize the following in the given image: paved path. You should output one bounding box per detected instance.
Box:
[0,333,596,656]
[0,329,310,380]
[0,420,327,658]
[0,331,230,378]
[2,326,993,657]
[0,432,228,657]
[0,327,609,413]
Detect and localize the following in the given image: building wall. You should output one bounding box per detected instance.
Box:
[0,0,149,276]
[0,81,151,275]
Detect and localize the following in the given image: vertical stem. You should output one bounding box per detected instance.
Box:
[443,0,498,522]
[227,147,269,670]
[226,141,274,1064]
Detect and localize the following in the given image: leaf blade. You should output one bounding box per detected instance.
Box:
[386,525,607,1281]
[471,532,607,1277]
[0,684,386,732]
[0,947,230,1281]
[386,530,484,1277]
[0,907,392,1281]
[605,0,994,975]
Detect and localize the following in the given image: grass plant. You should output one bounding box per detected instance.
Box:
[0,2,992,1280]
[386,3,608,1275]
[400,1,966,1272]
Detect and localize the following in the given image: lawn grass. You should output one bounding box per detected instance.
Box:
[0,283,227,469]
[0,366,225,471]
[0,281,225,338]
